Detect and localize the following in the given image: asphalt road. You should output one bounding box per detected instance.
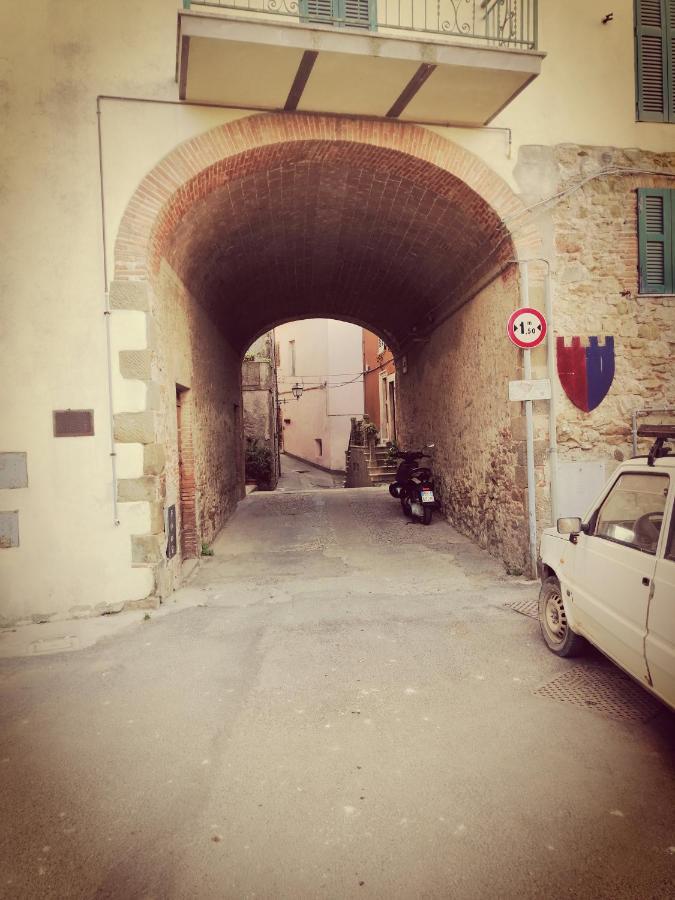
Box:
[276,453,342,491]
[1,487,673,899]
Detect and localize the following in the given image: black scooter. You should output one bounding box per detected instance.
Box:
[388,445,436,525]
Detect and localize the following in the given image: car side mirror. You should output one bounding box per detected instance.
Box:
[557,517,582,536]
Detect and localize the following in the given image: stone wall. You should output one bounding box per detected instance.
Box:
[513,145,675,480]
[550,146,675,468]
[242,332,280,487]
[151,261,243,592]
[397,268,529,573]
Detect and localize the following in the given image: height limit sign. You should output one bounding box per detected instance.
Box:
[507,307,547,349]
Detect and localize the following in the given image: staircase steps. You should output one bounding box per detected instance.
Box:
[344,442,398,488]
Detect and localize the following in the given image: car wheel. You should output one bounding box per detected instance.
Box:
[538,576,585,658]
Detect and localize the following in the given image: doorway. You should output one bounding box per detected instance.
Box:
[176,386,198,560]
[380,373,396,443]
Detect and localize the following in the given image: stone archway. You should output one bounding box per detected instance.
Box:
[115,113,538,285]
[109,113,541,602]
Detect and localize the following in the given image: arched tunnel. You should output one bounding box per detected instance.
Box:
[156,141,511,354]
[113,121,535,590]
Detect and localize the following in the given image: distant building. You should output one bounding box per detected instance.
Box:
[242,332,280,489]
[363,331,396,445]
[276,320,364,473]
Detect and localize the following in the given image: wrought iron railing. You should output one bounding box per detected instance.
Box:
[181,0,538,50]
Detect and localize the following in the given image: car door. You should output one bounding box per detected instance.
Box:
[646,484,675,708]
[570,470,669,683]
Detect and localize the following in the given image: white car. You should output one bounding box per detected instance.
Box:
[538,427,675,712]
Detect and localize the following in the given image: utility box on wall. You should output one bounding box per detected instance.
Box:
[557,462,607,519]
[0,511,20,548]
[0,453,28,489]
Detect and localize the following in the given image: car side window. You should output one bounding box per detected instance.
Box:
[593,473,669,554]
[666,507,675,563]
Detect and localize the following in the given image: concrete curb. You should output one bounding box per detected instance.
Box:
[0,587,207,660]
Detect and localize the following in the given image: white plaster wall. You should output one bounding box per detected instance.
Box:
[277,320,364,471]
[0,1,252,624]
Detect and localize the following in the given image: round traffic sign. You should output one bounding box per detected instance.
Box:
[507,307,547,349]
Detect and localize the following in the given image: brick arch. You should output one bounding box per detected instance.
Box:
[244,312,401,362]
[108,113,544,600]
[114,112,537,285]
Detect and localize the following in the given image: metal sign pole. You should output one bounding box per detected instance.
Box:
[518,261,538,577]
[523,346,538,577]
[543,266,559,524]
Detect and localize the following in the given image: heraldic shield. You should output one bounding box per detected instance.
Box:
[556,336,615,412]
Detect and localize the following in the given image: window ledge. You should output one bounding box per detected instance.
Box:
[637,294,675,300]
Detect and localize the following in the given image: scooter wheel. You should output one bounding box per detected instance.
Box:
[422,505,432,525]
[400,496,413,518]
[389,482,400,499]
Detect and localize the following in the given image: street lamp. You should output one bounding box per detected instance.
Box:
[291,382,304,400]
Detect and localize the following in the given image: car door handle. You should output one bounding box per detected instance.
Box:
[642,577,650,587]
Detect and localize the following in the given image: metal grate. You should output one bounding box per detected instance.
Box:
[535,666,663,723]
[506,597,539,618]
[53,409,94,437]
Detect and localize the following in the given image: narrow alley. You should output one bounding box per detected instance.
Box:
[1,487,673,899]
[276,453,343,492]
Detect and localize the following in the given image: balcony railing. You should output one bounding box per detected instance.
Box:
[181,0,538,50]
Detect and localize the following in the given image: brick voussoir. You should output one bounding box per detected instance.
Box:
[114,113,530,283]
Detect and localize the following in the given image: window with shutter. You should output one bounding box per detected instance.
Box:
[635,0,674,122]
[669,0,675,120]
[638,188,674,294]
[301,0,336,25]
[300,0,375,30]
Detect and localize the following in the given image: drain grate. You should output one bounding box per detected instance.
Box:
[506,597,539,619]
[535,665,663,722]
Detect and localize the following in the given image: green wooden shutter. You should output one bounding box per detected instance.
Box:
[300,0,375,29]
[301,0,339,25]
[667,0,675,121]
[638,188,673,293]
[341,0,376,30]
[636,0,668,121]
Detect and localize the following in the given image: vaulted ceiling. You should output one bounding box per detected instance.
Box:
[157,141,511,352]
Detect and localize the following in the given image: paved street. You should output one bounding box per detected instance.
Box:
[276,453,343,491]
[1,487,673,899]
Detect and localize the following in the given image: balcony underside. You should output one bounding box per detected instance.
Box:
[177,11,544,125]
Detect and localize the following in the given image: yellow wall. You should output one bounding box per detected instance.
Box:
[432,0,675,188]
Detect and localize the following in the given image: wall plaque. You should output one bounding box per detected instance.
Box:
[53,410,94,437]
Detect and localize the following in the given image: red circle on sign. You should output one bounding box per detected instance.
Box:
[507,307,547,349]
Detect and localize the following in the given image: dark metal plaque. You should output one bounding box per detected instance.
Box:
[166,504,177,559]
[53,409,94,437]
